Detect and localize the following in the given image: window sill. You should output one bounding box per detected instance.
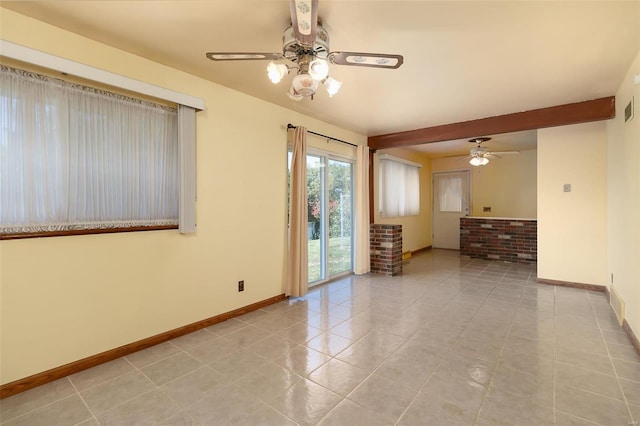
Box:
[0,225,178,240]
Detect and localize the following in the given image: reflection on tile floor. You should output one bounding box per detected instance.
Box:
[2,250,639,425]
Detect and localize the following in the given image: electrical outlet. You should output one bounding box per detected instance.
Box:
[611,273,614,284]
[238,280,244,292]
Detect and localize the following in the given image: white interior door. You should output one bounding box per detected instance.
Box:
[432,171,471,249]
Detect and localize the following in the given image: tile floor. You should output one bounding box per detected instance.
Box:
[2,250,639,425]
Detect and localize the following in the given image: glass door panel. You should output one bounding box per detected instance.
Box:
[327,159,353,276]
[307,154,324,283]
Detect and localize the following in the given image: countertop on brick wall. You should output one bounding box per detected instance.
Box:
[465,217,537,221]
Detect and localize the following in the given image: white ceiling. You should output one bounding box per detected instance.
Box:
[2,1,638,155]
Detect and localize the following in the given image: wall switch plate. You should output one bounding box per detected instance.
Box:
[563,184,571,192]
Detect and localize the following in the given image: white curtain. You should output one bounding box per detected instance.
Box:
[379,158,420,217]
[0,65,179,234]
[285,127,308,297]
[354,145,370,274]
[405,165,420,214]
[438,175,463,212]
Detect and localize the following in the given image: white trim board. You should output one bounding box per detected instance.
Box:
[0,40,205,111]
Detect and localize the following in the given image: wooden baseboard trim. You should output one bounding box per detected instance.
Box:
[622,319,640,357]
[411,246,432,256]
[537,278,606,292]
[0,293,287,399]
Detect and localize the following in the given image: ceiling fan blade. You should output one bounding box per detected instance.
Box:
[443,154,470,159]
[289,0,318,47]
[206,52,285,61]
[488,151,520,155]
[328,52,404,69]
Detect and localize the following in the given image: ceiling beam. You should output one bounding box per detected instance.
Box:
[368,96,615,150]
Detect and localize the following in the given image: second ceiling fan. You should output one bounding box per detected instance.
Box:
[205,0,404,100]
[464,137,520,166]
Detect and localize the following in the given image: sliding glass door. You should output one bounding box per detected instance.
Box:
[289,151,353,285]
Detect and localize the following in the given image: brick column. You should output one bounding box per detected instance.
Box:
[370,224,403,276]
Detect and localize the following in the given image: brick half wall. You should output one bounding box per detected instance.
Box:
[460,218,537,264]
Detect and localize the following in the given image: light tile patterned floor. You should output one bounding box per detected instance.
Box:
[2,250,639,425]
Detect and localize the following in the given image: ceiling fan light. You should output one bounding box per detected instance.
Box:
[309,58,329,81]
[267,62,288,84]
[322,76,342,97]
[287,86,304,101]
[292,73,318,97]
[469,156,489,166]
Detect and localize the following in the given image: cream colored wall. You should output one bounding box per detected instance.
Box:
[537,122,607,286]
[606,49,640,338]
[373,148,432,252]
[432,150,537,218]
[0,9,367,385]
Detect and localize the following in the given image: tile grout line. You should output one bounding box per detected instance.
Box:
[255,307,373,425]
[556,408,607,426]
[404,262,530,425]
[472,264,535,425]
[95,347,201,422]
[587,290,637,424]
[66,377,100,426]
[416,262,517,424]
[381,270,464,426]
[393,355,445,425]
[317,271,463,425]
[403,261,505,425]
[0,377,88,425]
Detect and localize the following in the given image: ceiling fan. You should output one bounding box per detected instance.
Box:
[205,0,404,100]
[464,137,520,166]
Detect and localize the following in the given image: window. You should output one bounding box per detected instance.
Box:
[378,154,421,217]
[0,65,182,238]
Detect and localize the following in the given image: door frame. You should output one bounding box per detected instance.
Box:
[307,148,355,286]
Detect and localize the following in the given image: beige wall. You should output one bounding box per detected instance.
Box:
[0,10,367,384]
[432,150,537,218]
[374,148,432,252]
[606,49,640,338]
[537,122,607,286]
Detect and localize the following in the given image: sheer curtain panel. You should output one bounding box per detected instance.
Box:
[438,174,463,212]
[379,156,421,217]
[0,65,179,235]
